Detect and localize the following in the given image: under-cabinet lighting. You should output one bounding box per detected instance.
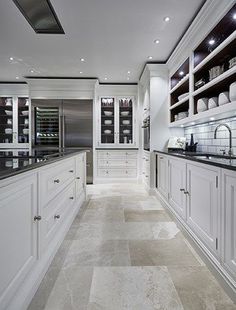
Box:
[104,77,108,80]
[154,39,160,44]
[179,71,184,76]
[127,71,131,74]
[164,17,170,22]
[30,69,34,73]
[148,56,153,60]
[233,13,236,20]
[208,39,215,45]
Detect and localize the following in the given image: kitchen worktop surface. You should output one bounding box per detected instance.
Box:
[154,150,236,171]
[0,148,88,181]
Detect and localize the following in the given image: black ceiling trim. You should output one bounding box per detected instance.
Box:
[12,0,65,34]
[99,82,138,85]
[24,76,98,80]
[138,61,166,81]
[0,81,27,84]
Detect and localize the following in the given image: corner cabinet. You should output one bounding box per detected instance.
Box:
[0,96,30,148]
[98,96,137,147]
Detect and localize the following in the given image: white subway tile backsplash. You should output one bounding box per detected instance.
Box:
[184,116,236,154]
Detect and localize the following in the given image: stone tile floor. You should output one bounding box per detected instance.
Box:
[28,184,236,310]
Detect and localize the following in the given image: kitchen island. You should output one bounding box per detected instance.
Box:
[0,149,87,310]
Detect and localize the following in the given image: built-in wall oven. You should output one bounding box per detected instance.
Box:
[142,116,150,151]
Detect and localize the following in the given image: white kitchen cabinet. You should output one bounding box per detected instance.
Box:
[96,150,138,181]
[186,162,219,255]
[98,96,136,147]
[0,172,38,309]
[142,151,150,187]
[0,96,30,148]
[222,169,236,279]
[168,157,187,219]
[76,152,86,198]
[158,154,169,200]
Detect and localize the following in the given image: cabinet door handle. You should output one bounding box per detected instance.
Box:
[180,188,185,191]
[69,196,74,200]
[160,156,163,159]
[69,170,74,173]
[34,215,42,221]
[76,177,80,180]
[184,191,189,195]
[54,214,60,219]
[54,179,60,183]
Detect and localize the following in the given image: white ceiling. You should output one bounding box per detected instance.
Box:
[0,0,206,83]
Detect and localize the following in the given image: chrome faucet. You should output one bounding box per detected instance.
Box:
[214,123,233,156]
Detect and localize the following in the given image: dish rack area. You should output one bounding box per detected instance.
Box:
[169,3,236,127]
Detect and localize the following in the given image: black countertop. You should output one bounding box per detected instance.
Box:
[0,148,88,181]
[95,148,139,150]
[154,150,236,171]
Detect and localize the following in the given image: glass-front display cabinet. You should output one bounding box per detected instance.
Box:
[0,96,30,148]
[99,96,135,147]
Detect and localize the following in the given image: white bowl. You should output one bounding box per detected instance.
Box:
[229,82,236,102]
[121,111,129,116]
[5,128,12,134]
[178,92,189,101]
[122,120,130,125]
[208,97,218,109]
[123,129,130,134]
[7,119,12,125]
[22,110,29,116]
[5,110,12,116]
[104,120,112,125]
[5,160,13,167]
[24,119,29,125]
[104,111,113,116]
[23,129,29,135]
[197,98,208,113]
[104,129,111,134]
[218,92,230,106]
[177,112,188,120]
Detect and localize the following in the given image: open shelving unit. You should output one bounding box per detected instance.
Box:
[169,3,236,127]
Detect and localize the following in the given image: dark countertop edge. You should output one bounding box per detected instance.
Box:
[95,148,139,150]
[0,149,88,181]
[153,150,236,172]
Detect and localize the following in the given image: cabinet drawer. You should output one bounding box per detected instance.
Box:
[97,150,138,159]
[98,158,137,168]
[98,168,137,178]
[42,181,76,251]
[40,158,76,207]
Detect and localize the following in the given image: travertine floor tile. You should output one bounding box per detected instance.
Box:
[87,266,183,310]
[168,266,236,310]
[124,209,172,222]
[129,239,201,266]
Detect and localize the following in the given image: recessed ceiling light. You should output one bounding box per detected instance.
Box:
[154,39,160,44]
[164,16,170,22]
[15,76,19,80]
[104,77,108,80]
[208,39,215,45]
[179,71,184,76]
[127,77,130,80]
[79,71,83,74]
[191,122,195,125]
[9,57,14,61]
[233,13,236,20]
[80,58,85,62]
[210,117,215,121]
[181,125,184,128]
[30,69,34,73]
[127,71,131,74]
[148,56,153,60]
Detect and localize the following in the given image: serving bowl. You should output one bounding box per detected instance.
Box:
[22,111,29,116]
[121,111,129,116]
[104,111,113,116]
[104,120,112,125]
[123,129,130,134]
[104,129,112,134]
[178,92,189,101]
[122,120,130,125]
[5,128,12,134]
[23,129,29,135]
[5,110,13,116]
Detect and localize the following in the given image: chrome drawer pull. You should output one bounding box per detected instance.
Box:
[184,191,189,195]
[54,214,60,219]
[34,215,42,221]
[76,177,81,180]
[69,196,74,200]
[180,188,185,191]
[69,170,74,173]
[54,179,60,183]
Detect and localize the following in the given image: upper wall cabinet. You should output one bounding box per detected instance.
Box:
[169,3,236,127]
[98,96,136,147]
[0,96,30,148]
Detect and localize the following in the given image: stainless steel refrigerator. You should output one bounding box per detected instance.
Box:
[31,99,93,183]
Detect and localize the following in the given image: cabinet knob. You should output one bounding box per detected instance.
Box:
[54,179,60,183]
[180,188,185,191]
[69,196,74,200]
[54,214,60,219]
[76,177,80,180]
[160,156,164,159]
[34,215,42,221]
[184,191,189,195]
[69,170,74,173]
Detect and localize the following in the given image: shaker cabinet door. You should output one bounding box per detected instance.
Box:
[158,155,169,200]
[222,169,236,279]
[186,163,219,255]
[169,158,187,219]
[0,173,38,309]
